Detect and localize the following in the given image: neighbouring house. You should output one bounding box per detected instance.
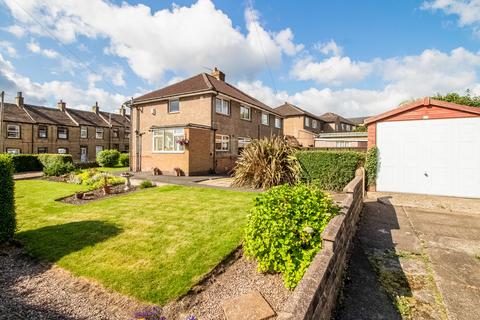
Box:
[0,92,130,162]
[274,102,324,147]
[347,116,370,126]
[366,97,480,198]
[320,112,357,132]
[129,68,284,176]
[314,131,368,150]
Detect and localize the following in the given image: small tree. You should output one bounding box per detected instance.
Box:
[232,136,301,189]
[0,155,16,243]
[365,146,378,187]
[97,149,121,167]
[433,90,480,108]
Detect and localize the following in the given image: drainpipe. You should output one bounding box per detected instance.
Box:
[134,99,142,172]
[211,94,217,174]
[0,91,4,152]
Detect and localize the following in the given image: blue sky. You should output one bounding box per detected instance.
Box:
[0,0,479,116]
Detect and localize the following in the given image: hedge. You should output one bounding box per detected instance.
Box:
[11,154,43,173]
[37,154,75,176]
[297,150,365,191]
[97,149,120,167]
[0,154,16,243]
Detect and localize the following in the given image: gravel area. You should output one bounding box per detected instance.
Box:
[162,248,292,320]
[0,244,144,320]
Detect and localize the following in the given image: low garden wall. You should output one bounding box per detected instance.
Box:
[278,170,364,320]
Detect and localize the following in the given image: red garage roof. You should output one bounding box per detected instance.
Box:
[365,97,480,125]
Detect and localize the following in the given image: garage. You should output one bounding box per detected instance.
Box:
[366,97,480,198]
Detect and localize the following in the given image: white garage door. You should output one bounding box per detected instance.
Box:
[376,117,480,198]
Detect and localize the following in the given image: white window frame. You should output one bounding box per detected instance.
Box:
[7,124,20,139]
[238,137,251,155]
[38,125,48,139]
[96,127,104,139]
[57,147,68,154]
[80,126,88,139]
[261,113,269,125]
[312,119,318,129]
[275,117,282,129]
[168,99,180,113]
[215,134,230,152]
[57,127,68,139]
[152,127,185,153]
[215,98,230,115]
[305,117,311,127]
[6,148,20,154]
[240,105,251,120]
[112,128,119,138]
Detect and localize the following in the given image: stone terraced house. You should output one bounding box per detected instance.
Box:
[129,68,284,176]
[0,92,130,162]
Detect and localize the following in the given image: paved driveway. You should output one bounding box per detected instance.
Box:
[335,195,480,320]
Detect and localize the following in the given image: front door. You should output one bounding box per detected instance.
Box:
[80,146,88,163]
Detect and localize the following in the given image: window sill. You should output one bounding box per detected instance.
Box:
[215,150,229,152]
[216,112,230,116]
[261,123,270,126]
[168,111,180,114]
[240,118,251,122]
[7,137,21,139]
[152,151,185,154]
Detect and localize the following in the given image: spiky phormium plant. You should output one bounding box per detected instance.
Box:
[232,136,301,189]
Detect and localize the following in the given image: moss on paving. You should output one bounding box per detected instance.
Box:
[14,180,254,305]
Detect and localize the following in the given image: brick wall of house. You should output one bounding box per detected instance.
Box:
[2,121,34,154]
[187,127,214,175]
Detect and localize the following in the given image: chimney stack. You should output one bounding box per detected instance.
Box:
[119,105,126,117]
[57,99,66,112]
[92,101,99,114]
[15,92,24,107]
[211,67,225,81]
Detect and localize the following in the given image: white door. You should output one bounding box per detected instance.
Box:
[376,118,480,198]
[80,147,88,163]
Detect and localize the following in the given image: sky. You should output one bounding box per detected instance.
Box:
[1,0,480,117]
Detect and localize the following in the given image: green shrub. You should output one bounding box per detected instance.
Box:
[11,154,42,172]
[232,137,301,189]
[37,154,75,176]
[0,154,16,243]
[297,150,365,191]
[244,184,339,288]
[139,180,155,189]
[365,146,378,186]
[119,153,129,167]
[97,149,121,167]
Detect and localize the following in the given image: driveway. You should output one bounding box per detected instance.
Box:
[335,195,480,320]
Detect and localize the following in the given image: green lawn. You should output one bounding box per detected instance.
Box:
[14,180,254,304]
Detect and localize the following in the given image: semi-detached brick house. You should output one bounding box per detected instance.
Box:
[0,92,130,162]
[129,68,284,176]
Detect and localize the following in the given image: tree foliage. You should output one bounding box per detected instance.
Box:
[433,90,480,108]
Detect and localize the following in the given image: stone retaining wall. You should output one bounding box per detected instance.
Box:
[278,172,364,320]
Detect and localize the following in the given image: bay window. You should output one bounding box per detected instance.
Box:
[152,127,185,152]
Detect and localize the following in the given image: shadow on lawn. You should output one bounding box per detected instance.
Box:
[0,221,122,319]
[16,220,122,262]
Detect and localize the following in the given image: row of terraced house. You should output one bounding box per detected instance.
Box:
[129,68,364,176]
[0,92,130,162]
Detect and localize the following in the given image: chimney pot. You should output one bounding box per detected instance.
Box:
[119,105,126,117]
[15,91,24,107]
[211,67,225,81]
[57,99,66,111]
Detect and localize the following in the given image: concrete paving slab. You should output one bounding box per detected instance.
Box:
[222,291,275,320]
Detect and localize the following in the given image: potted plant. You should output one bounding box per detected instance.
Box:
[176,138,189,147]
[173,167,183,176]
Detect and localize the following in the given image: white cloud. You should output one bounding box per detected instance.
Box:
[291,55,372,85]
[27,39,59,58]
[5,25,26,37]
[240,47,480,116]
[314,40,343,56]
[3,0,302,83]
[101,66,126,87]
[0,52,127,112]
[0,41,18,57]
[422,0,480,26]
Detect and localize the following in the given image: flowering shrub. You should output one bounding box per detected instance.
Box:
[244,184,339,289]
[68,169,125,190]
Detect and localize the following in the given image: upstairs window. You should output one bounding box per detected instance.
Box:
[152,128,185,152]
[96,127,104,139]
[168,99,180,113]
[312,119,318,129]
[215,134,230,151]
[113,128,119,138]
[38,125,48,138]
[57,127,68,139]
[261,113,269,125]
[305,117,311,127]
[240,105,251,120]
[7,124,20,138]
[80,126,88,139]
[275,117,282,129]
[215,98,230,115]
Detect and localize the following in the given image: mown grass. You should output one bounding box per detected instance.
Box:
[96,165,129,172]
[14,180,254,305]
